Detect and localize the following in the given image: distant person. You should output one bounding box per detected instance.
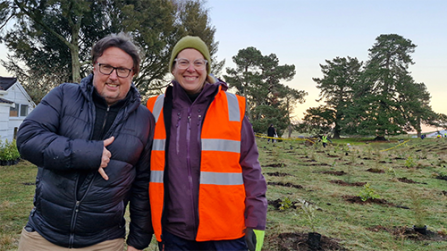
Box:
[267,124,276,143]
[322,134,329,148]
[16,33,154,251]
[146,36,267,251]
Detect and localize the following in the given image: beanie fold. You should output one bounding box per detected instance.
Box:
[169,36,211,74]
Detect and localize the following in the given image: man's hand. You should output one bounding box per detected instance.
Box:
[98,136,114,180]
[126,246,141,251]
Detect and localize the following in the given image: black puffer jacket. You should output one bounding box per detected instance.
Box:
[16,74,154,249]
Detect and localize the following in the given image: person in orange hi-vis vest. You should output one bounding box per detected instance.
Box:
[146,36,267,251]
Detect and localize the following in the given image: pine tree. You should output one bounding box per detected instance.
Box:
[224,47,306,136]
[0,0,218,102]
[310,57,363,138]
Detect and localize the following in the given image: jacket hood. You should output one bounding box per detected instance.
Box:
[214,78,229,92]
[170,77,229,95]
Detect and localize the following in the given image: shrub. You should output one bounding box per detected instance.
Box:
[296,199,319,233]
[405,156,416,168]
[386,167,397,179]
[358,183,380,202]
[410,192,427,228]
[279,197,293,211]
[0,139,20,164]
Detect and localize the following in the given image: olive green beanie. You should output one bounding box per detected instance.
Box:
[169,36,211,74]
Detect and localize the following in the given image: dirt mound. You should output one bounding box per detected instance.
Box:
[368,225,447,242]
[330,180,366,186]
[268,232,347,251]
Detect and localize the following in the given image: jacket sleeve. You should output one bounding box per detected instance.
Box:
[126,110,155,249]
[16,85,103,170]
[241,116,267,230]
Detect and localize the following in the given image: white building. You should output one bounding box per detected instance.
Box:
[0,77,36,142]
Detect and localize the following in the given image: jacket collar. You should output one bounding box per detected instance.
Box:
[80,74,141,112]
[169,79,229,107]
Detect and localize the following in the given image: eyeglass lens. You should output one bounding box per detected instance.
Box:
[175,59,207,70]
[98,64,132,78]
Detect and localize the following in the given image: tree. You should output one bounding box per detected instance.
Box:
[309,57,363,138]
[1,0,99,83]
[353,34,426,140]
[0,0,218,103]
[398,80,439,137]
[301,106,335,136]
[1,0,114,102]
[121,0,179,97]
[431,113,447,130]
[277,85,306,138]
[1,0,174,99]
[174,0,224,77]
[307,34,440,139]
[224,47,307,136]
[223,47,264,120]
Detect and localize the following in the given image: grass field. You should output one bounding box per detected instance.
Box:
[1,136,447,250]
[259,135,447,250]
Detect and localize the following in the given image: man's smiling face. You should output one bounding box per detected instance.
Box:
[93,47,134,105]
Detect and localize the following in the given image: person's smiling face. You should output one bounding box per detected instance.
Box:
[172,49,207,94]
[93,47,134,105]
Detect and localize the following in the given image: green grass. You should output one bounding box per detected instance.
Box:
[2,137,447,250]
[0,161,159,251]
[0,161,36,250]
[260,137,447,250]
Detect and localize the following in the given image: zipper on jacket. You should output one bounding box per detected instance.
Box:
[194,110,204,237]
[69,200,81,247]
[70,177,95,247]
[197,113,202,144]
[186,107,197,233]
[101,106,110,133]
[176,112,181,154]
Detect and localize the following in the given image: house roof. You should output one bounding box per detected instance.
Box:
[0,76,17,91]
[0,97,14,104]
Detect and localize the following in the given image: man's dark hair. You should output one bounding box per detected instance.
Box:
[92,32,141,75]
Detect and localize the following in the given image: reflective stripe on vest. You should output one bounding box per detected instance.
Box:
[200,171,244,185]
[146,87,246,242]
[202,138,240,153]
[152,139,165,151]
[150,170,163,183]
[151,94,165,122]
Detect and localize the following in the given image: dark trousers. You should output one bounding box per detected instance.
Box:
[158,230,247,251]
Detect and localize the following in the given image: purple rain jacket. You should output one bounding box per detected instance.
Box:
[161,79,267,240]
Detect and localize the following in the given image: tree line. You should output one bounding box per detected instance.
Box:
[299,34,446,139]
[0,0,223,101]
[1,2,444,138]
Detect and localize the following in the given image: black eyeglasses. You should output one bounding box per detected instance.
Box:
[97,63,133,78]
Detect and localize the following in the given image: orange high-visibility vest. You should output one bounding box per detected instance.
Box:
[147,86,247,242]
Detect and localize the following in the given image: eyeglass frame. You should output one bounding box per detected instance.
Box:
[97,63,133,78]
[174,58,208,70]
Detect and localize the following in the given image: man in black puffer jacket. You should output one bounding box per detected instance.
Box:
[16,33,154,251]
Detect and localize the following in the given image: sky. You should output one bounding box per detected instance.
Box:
[1,0,446,123]
[204,0,447,121]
